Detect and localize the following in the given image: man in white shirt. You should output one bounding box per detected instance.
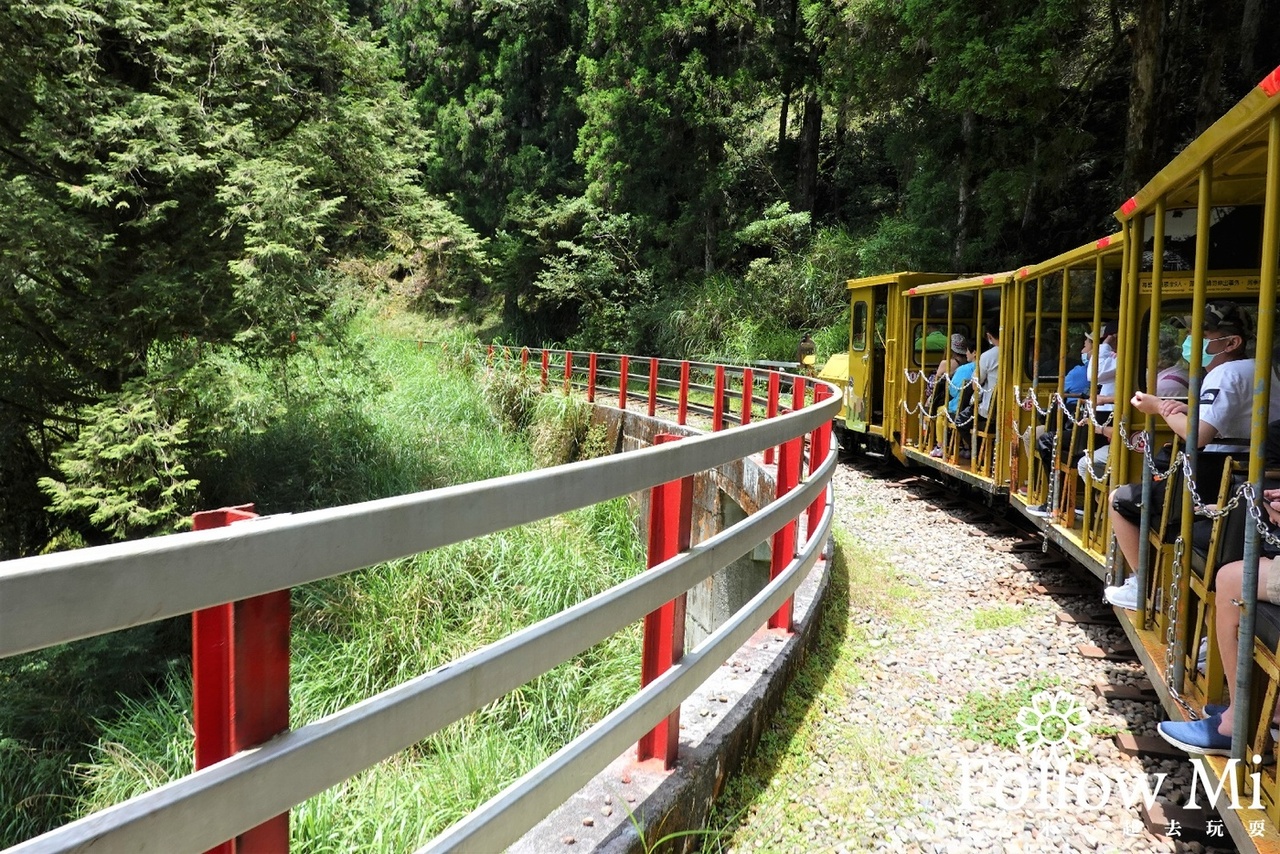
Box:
[1093,320,1119,416]
[976,319,1000,422]
[1106,301,1280,606]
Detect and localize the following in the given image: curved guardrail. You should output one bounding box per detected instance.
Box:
[0,347,840,853]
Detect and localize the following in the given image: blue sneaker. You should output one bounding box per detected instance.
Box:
[1204,703,1228,717]
[1157,714,1232,756]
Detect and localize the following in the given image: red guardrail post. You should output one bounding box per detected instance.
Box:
[619,355,629,411]
[521,347,530,369]
[740,368,753,425]
[192,504,290,854]
[768,436,802,632]
[638,434,692,768]
[541,350,550,391]
[588,353,598,403]
[807,385,832,548]
[648,358,659,416]
[793,376,806,412]
[712,365,725,431]
[677,361,690,425]
[764,371,781,464]
[563,351,573,395]
[487,344,494,366]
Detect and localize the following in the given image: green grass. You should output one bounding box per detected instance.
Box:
[699,529,933,853]
[969,604,1030,630]
[3,311,645,849]
[951,676,1066,752]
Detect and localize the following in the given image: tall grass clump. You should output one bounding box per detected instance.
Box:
[64,311,645,850]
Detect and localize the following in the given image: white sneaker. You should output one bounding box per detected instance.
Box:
[1026,503,1052,517]
[1104,575,1139,610]
[1197,637,1209,675]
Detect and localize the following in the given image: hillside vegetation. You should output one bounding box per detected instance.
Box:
[1,311,643,847]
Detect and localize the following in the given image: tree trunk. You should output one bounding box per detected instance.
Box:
[778,88,791,154]
[1239,0,1264,83]
[1123,0,1164,193]
[953,110,975,270]
[1194,4,1231,135]
[797,94,821,213]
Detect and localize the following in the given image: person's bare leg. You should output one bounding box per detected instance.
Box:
[1212,558,1275,737]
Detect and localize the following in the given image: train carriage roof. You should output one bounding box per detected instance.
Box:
[903,271,1015,295]
[844,272,954,290]
[1016,231,1126,280]
[1115,66,1280,219]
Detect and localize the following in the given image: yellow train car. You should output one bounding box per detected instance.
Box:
[821,272,952,457]
[892,272,1015,494]
[833,66,1280,850]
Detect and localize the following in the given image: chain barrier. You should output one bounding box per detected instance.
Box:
[1165,537,1186,703]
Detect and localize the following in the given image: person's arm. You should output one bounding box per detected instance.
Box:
[1094,345,1117,383]
[1132,391,1211,446]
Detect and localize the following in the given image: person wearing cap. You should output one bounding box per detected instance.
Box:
[797,333,817,376]
[931,332,968,383]
[932,337,977,457]
[1093,320,1120,414]
[1106,300,1280,611]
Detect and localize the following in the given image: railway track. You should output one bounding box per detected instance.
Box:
[787,455,1235,853]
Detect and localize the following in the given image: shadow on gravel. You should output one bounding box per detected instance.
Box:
[695,538,854,851]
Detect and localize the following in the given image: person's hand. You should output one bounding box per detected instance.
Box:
[1130,391,1159,415]
[1264,489,1280,526]
[1157,398,1187,419]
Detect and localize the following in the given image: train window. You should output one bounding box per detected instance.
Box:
[1141,206,1263,271]
[852,301,868,351]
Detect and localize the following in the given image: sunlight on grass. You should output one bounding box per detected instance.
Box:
[969,604,1029,631]
[699,528,934,853]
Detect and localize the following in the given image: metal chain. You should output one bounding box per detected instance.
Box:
[1165,537,1184,698]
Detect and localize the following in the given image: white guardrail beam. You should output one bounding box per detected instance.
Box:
[10,447,837,854]
[0,391,838,659]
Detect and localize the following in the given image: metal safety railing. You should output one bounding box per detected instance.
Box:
[0,345,839,854]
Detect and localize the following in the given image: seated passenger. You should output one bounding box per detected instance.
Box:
[932,337,976,458]
[1157,484,1280,755]
[1155,327,1191,397]
[1029,335,1095,516]
[925,333,969,415]
[975,319,1000,428]
[1105,301,1280,608]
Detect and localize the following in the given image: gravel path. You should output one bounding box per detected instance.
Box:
[788,458,1236,854]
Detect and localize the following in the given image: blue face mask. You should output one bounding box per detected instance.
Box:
[1080,352,1090,366]
[1182,335,1226,368]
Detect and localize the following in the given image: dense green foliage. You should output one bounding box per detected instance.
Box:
[3,0,1279,845]
[0,0,484,555]
[4,0,1278,555]
[1,317,643,846]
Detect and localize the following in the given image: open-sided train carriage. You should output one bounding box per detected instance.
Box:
[819,66,1280,851]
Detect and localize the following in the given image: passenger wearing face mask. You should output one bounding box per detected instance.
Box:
[1105,300,1280,608]
[1092,321,1120,417]
[1155,327,1191,397]
[1029,333,1095,517]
